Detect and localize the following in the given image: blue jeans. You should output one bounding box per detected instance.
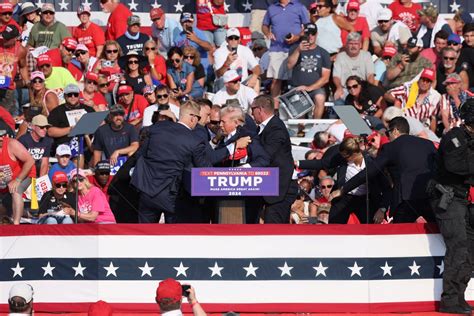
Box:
[39,215,74,224]
[201,28,227,47]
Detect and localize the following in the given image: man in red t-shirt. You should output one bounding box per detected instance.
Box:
[0,3,21,33]
[73,5,106,57]
[101,0,132,41]
[116,84,148,127]
[388,0,422,33]
[45,37,83,81]
[341,1,370,51]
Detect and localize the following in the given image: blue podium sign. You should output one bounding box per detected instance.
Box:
[191,168,279,196]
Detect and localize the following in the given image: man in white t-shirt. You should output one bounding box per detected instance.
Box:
[212,69,258,112]
[213,28,261,91]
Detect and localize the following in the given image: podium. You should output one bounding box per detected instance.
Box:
[189,167,279,224]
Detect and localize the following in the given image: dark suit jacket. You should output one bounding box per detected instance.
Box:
[342,134,436,210]
[299,144,344,174]
[194,124,229,165]
[258,116,295,204]
[215,125,270,168]
[130,120,212,212]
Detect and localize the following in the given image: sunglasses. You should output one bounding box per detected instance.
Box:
[111,112,125,116]
[210,120,220,125]
[43,11,55,15]
[443,56,456,61]
[97,171,110,176]
[382,56,392,61]
[72,177,85,182]
[227,36,240,41]
[145,47,156,51]
[321,185,333,189]
[38,64,51,69]
[378,20,390,24]
[99,83,109,88]
[106,49,118,54]
[32,79,44,84]
[66,93,79,98]
[65,47,75,53]
[55,183,68,189]
[1,12,12,16]
[156,94,169,99]
[36,125,48,130]
[189,113,201,121]
[184,55,195,59]
[252,46,264,51]
[447,41,459,46]
[152,17,161,22]
[347,84,359,90]
[172,58,181,63]
[75,51,88,57]
[86,80,98,85]
[316,4,328,9]
[128,60,139,64]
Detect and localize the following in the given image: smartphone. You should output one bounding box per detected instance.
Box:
[401,48,409,55]
[231,46,237,54]
[285,33,292,40]
[185,26,193,33]
[300,34,309,43]
[182,285,190,297]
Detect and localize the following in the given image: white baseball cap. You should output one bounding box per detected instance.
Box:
[223,69,241,83]
[9,283,34,303]
[226,28,240,38]
[56,144,72,156]
[377,8,393,21]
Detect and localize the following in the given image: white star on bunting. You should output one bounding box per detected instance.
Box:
[139,262,154,277]
[450,0,460,12]
[380,261,393,277]
[42,261,55,277]
[278,261,293,277]
[11,262,25,278]
[409,260,421,276]
[174,0,184,12]
[174,262,189,277]
[242,0,252,11]
[243,262,259,277]
[82,0,92,7]
[437,260,444,275]
[208,262,224,277]
[104,262,119,277]
[151,0,161,9]
[313,261,328,277]
[128,0,138,11]
[348,261,364,277]
[58,0,68,11]
[73,262,86,277]
[224,1,230,12]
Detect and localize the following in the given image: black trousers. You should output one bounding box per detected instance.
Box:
[432,197,474,308]
[264,181,298,224]
[137,192,177,224]
[393,199,435,223]
[329,194,374,224]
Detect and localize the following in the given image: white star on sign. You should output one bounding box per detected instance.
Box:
[174,0,184,12]
[450,0,460,12]
[380,261,393,277]
[42,261,55,277]
[208,262,224,277]
[36,0,44,7]
[11,262,25,278]
[409,260,421,276]
[242,0,252,11]
[278,261,293,277]
[313,261,328,277]
[437,260,444,275]
[174,261,189,277]
[243,262,259,277]
[348,261,364,277]
[224,1,230,12]
[73,262,86,277]
[82,0,92,7]
[128,0,138,11]
[151,0,161,9]
[58,0,68,10]
[104,262,119,277]
[139,262,154,277]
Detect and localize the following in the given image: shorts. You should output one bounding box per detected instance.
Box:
[267,51,290,80]
[308,88,326,100]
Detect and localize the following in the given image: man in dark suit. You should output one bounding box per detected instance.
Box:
[130,101,212,223]
[251,95,298,224]
[330,117,437,223]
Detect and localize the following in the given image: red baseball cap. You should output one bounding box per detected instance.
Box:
[117,85,133,96]
[420,68,435,82]
[36,54,52,67]
[156,278,182,304]
[0,3,13,14]
[343,129,356,139]
[85,72,99,82]
[62,37,78,51]
[52,171,68,184]
[382,46,397,58]
[309,2,318,10]
[150,8,164,20]
[347,0,360,11]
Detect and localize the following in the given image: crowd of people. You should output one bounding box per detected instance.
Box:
[0,0,472,227]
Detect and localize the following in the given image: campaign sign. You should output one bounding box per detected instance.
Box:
[191,168,279,197]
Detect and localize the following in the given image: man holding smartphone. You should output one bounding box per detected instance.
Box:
[155,278,206,316]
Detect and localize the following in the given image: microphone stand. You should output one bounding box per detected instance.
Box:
[74,135,83,224]
[360,134,370,224]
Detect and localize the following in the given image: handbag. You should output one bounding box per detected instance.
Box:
[208,0,227,27]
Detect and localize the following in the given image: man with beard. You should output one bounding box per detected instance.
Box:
[386,37,433,89]
[18,114,52,177]
[87,160,112,199]
[92,104,139,166]
[44,37,83,81]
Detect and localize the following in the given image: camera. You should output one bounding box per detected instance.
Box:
[401,48,409,55]
[285,33,292,40]
[102,60,113,67]
[181,285,190,297]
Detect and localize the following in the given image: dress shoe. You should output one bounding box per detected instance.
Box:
[439,305,472,314]
[459,300,473,311]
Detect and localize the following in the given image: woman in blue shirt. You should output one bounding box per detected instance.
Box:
[166,46,204,99]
